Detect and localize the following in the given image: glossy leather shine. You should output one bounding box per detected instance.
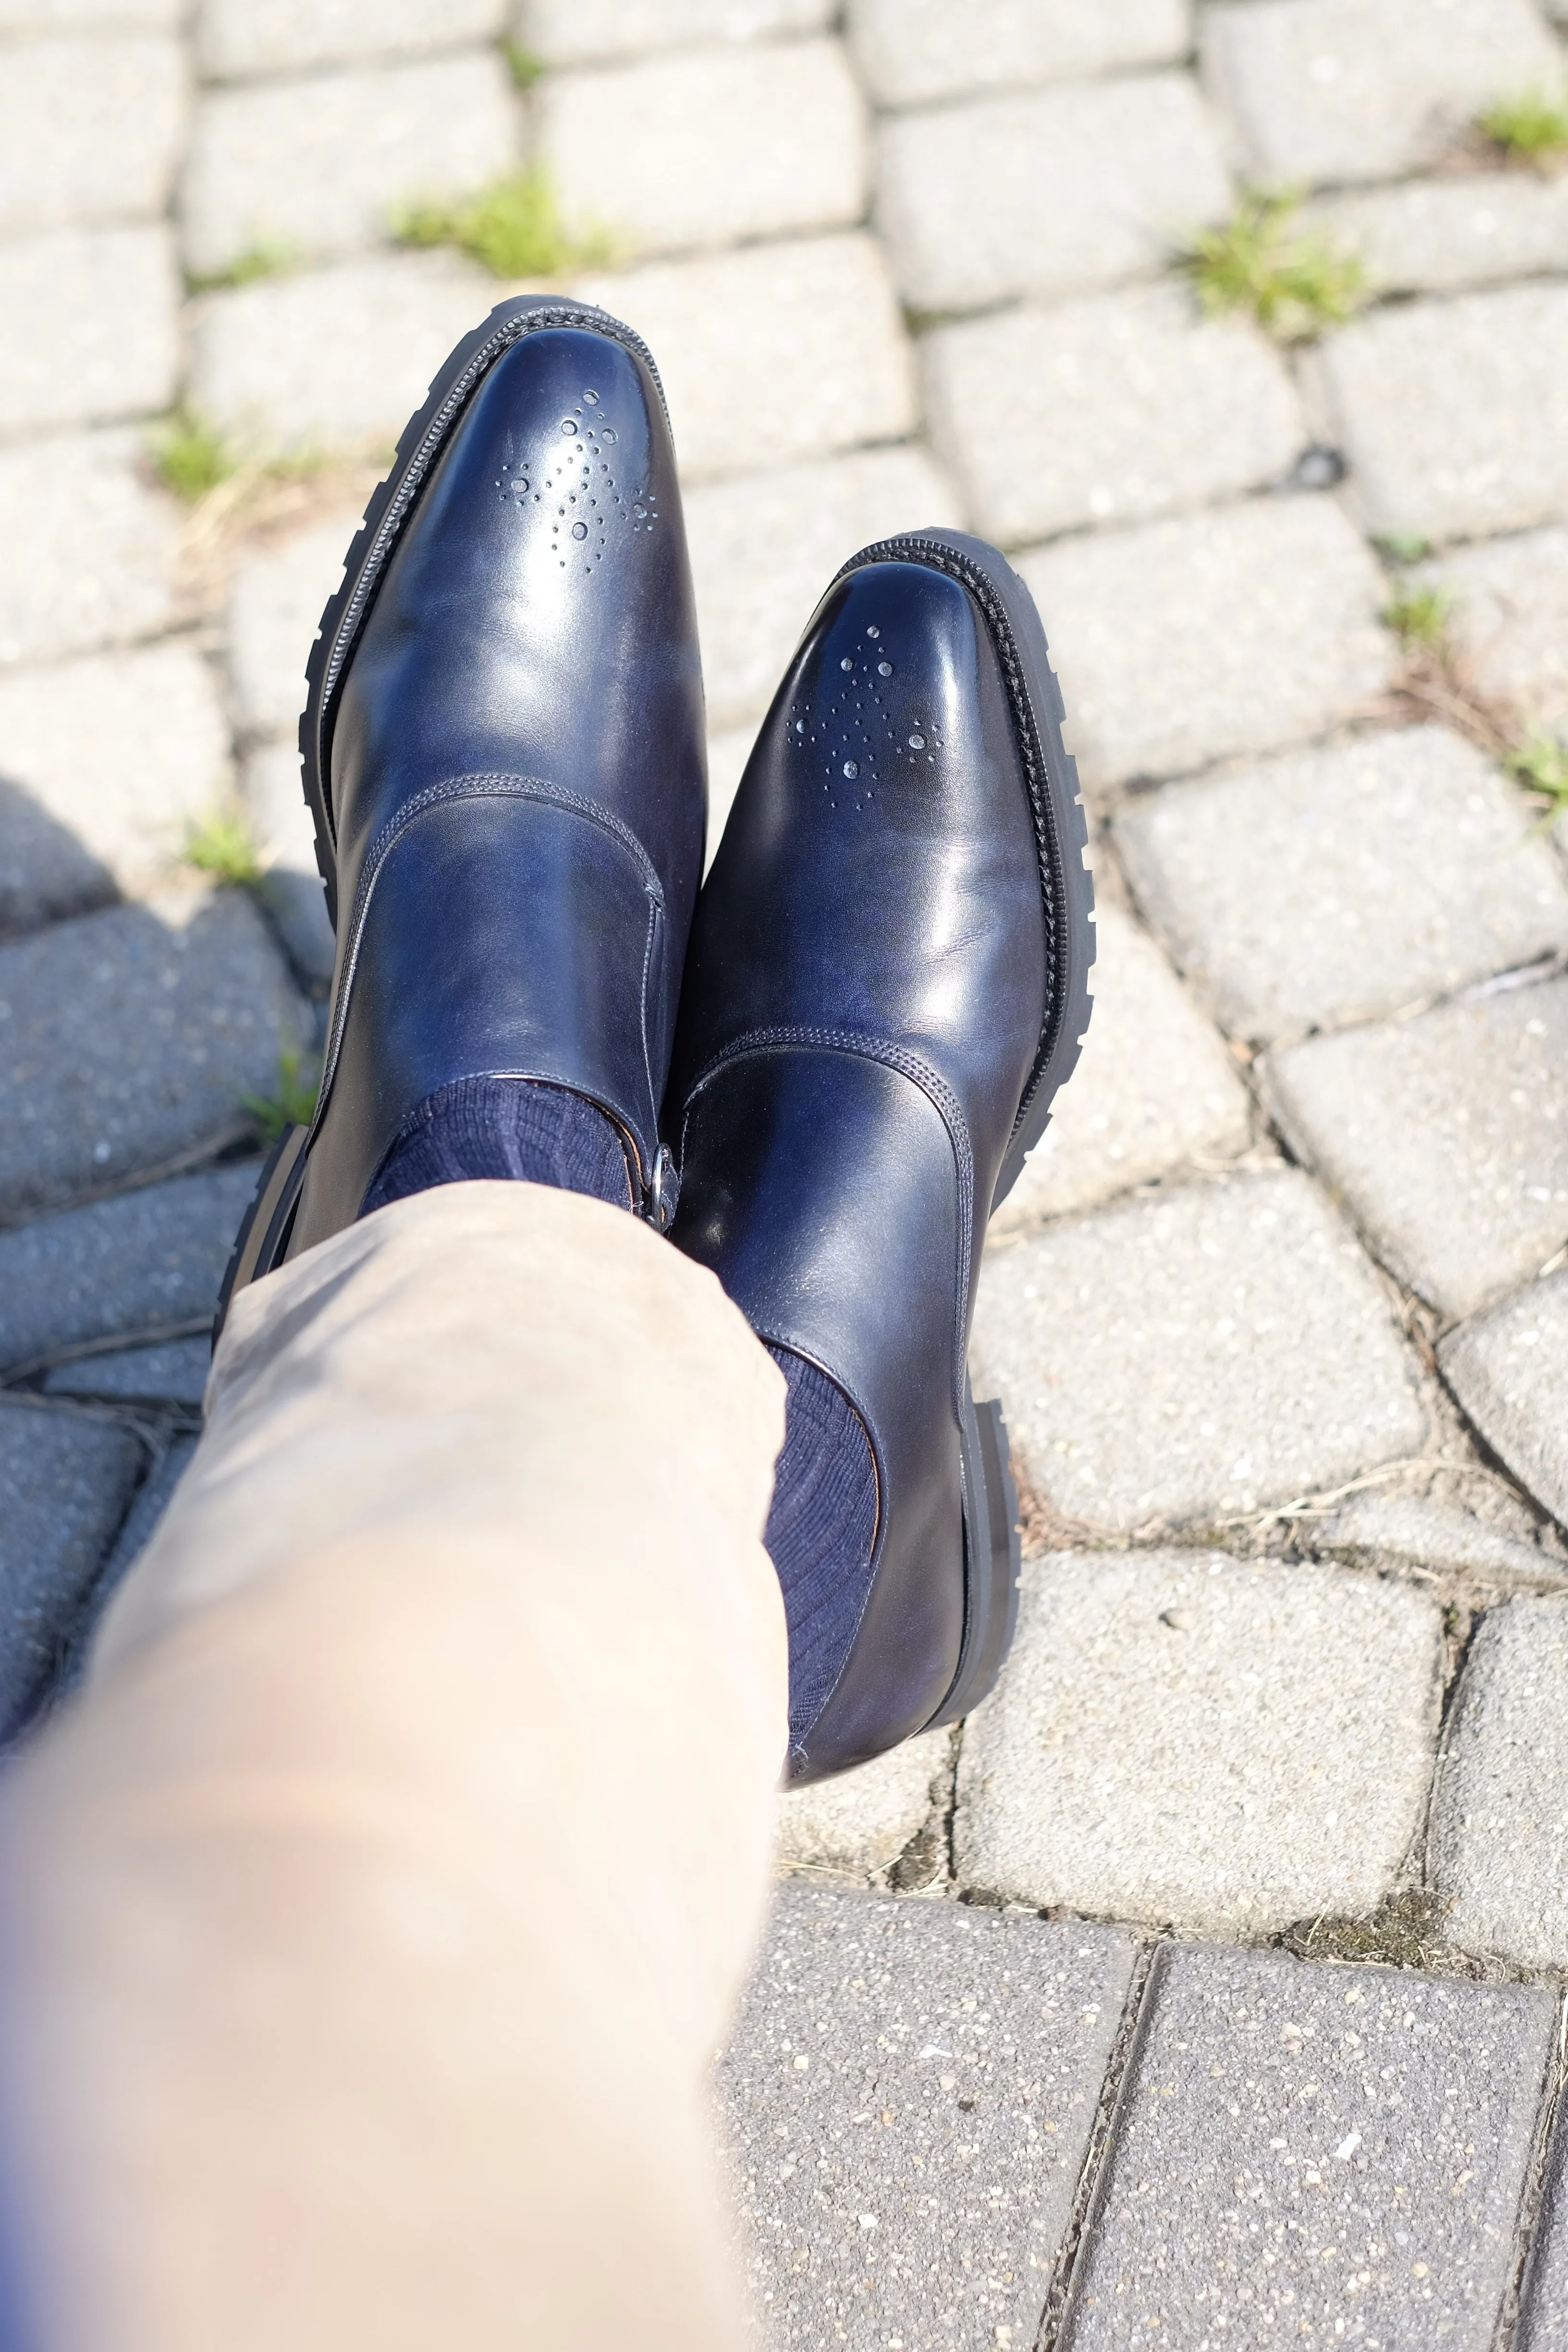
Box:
[668,557,1049,1779]
[291,323,704,1253]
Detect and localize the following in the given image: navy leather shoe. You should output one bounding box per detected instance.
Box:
[219,296,704,1316]
[666,531,1094,1784]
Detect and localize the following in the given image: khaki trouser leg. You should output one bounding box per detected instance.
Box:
[0,1182,789,2352]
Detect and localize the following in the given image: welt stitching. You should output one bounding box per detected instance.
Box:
[636,897,661,1166]
[309,774,663,1146]
[682,1025,974,1415]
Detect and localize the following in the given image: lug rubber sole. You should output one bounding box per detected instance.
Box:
[833,527,1096,1213]
[213,294,664,1344]
[212,1124,309,1347]
[926,1382,1022,1730]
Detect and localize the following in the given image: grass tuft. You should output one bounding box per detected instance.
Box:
[1382,580,1452,650]
[393,167,616,280]
[187,240,298,294]
[184,810,263,888]
[1479,85,1568,162]
[1374,531,1433,565]
[1181,186,1366,342]
[243,1047,319,1142]
[150,407,239,502]
[1506,730,1568,810]
[502,39,545,89]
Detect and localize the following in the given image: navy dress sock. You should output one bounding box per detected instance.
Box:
[763,1345,880,1757]
[361,1075,636,1218]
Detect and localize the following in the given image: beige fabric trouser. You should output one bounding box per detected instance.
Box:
[0,1182,790,2352]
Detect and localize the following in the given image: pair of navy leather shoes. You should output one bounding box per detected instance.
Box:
[219,298,1095,1786]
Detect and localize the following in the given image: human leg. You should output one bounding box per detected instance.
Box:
[0,1179,786,2352]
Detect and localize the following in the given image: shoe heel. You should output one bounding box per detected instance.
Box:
[929,1381,1022,1727]
[212,1122,309,1348]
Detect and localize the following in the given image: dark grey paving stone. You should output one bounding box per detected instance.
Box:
[257,867,336,993]
[0,1398,142,1742]
[0,891,305,1219]
[43,1335,209,1406]
[1519,2099,1568,2352]
[719,1882,1138,2351]
[1064,1943,1554,2349]
[55,1431,197,1699]
[0,772,116,938]
[0,1162,261,1372]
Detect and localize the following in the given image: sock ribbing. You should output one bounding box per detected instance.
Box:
[762,1344,880,1755]
[360,1076,636,1219]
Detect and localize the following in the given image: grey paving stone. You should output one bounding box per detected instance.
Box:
[1440,1269,1568,1531]
[43,1336,211,1406]
[848,0,1190,109]
[686,446,961,733]
[706,725,753,866]
[1311,285,1568,545]
[924,286,1302,548]
[0,1400,142,1741]
[989,900,1250,1239]
[189,250,496,453]
[1199,0,1563,186]
[1419,527,1568,740]
[0,225,179,437]
[181,53,520,281]
[959,1551,1442,1936]
[0,0,177,23]
[0,890,306,1219]
[876,74,1231,315]
[96,1433,196,1589]
[1317,1493,1568,1592]
[1266,975,1568,1321]
[969,1168,1424,1531]
[1117,726,1568,1047]
[1430,1595,1568,1969]
[1064,1941,1554,2348]
[1017,499,1394,794]
[518,0,831,66]
[774,1725,951,1884]
[538,40,866,263]
[0,429,178,670]
[0,1163,260,1372]
[719,1884,1138,2352]
[1310,172,1568,299]
[0,644,233,924]
[226,511,358,740]
[578,233,914,486]
[243,743,335,989]
[199,0,506,78]
[0,36,186,233]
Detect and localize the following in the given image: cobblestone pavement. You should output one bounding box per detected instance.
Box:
[5,0,1568,2341]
